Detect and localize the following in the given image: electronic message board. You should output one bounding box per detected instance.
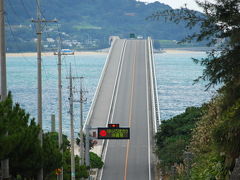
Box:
[97,127,130,139]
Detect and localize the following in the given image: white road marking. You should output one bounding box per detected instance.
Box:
[145,40,152,180]
[99,40,127,180]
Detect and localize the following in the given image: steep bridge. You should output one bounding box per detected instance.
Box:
[84,38,160,180]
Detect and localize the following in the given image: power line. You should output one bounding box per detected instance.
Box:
[6,1,56,127]
[32,1,57,179]
[54,22,80,81]
[56,23,63,42]
[6,0,36,32]
[20,0,37,31]
[5,15,35,65]
[6,0,18,18]
[6,35,56,89]
[20,0,32,19]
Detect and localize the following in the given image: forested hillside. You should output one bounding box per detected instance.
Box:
[153,0,240,179]
[5,0,200,52]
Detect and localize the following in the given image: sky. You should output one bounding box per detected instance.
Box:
[138,0,215,12]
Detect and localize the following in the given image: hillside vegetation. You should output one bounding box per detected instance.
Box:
[155,107,204,174]
[156,90,240,179]
[153,0,240,179]
[5,0,200,52]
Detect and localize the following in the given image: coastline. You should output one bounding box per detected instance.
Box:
[162,49,206,54]
[158,47,209,54]
[6,51,108,57]
[6,48,208,57]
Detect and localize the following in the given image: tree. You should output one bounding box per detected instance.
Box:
[43,132,70,152]
[0,93,66,179]
[61,151,89,179]
[148,0,240,91]
[41,132,90,179]
[155,107,203,175]
[90,152,104,169]
[0,92,14,160]
[43,132,63,179]
[0,92,43,178]
[75,156,89,178]
[149,1,240,178]
[9,120,43,178]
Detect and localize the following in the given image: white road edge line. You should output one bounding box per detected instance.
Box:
[110,41,127,123]
[145,40,152,180]
[83,39,117,132]
[99,139,109,180]
[99,40,127,180]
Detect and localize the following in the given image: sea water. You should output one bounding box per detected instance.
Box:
[155,52,216,120]
[7,52,215,135]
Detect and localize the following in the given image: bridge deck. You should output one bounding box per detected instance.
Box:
[87,39,156,180]
[101,40,153,180]
[87,39,126,128]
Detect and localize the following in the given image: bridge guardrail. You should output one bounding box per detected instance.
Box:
[147,37,161,133]
[150,39,161,129]
[97,40,127,180]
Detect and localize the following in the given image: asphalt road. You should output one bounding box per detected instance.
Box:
[88,39,126,128]
[101,40,152,180]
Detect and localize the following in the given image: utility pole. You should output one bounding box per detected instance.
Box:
[67,65,86,180]
[79,77,87,166]
[0,0,6,100]
[0,0,9,179]
[57,40,63,180]
[54,38,74,180]
[68,64,75,180]
[71,76,87,166]
[32,1,57,179]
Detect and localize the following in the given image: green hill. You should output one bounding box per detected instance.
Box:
[5,0,200,52]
